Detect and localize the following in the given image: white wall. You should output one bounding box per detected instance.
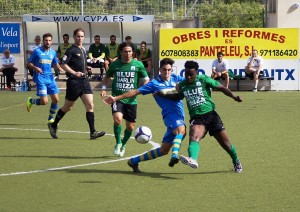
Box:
[268,0,300,28]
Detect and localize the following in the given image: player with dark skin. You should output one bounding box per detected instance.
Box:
[162,60,243,172]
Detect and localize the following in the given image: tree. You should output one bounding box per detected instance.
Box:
[198,0,264,28]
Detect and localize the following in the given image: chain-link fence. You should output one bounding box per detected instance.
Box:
[0,0,213,20]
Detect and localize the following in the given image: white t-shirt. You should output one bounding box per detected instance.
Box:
[247,56,263,69]
[1,55,15,67]
[29,43,42,51]
[212,58,229,73]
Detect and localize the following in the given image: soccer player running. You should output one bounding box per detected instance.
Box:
[175,60,243,173]
[47,28,105,140]
[104,58,186,173]
[101,42,149,157]
[26,33,63,124]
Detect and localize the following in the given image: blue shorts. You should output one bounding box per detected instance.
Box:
[162,113,185,143]
[36,75,59,97]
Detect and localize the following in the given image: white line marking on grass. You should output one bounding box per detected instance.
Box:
[0,103,24,111]
[0,157,131,177]
[0,127,160,177]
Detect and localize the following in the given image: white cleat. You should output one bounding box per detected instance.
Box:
[114,144,122,155]
[179,155,199,169]
[118,145,126,157]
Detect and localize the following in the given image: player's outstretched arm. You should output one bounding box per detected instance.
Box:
[217,84,242,102]
[155,91,183,101]
[103,89,141,104]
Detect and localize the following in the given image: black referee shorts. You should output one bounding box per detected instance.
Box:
[65,78,93,101]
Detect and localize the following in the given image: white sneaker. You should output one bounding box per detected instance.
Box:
[118,145,126,157]
[179,155,199,169]
[114,144,122,155]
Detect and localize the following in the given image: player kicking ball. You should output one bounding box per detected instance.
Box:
[104,58,186,172]
[162,60,243,173]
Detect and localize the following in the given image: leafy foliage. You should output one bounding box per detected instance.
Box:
[0,0,264,27]
[197,0,264,27]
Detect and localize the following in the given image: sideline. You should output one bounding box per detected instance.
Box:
[0,127,160,177]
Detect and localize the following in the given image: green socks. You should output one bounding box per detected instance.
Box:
[121,129,132,146]
[113,125,122,144]
[229,144,239,163]
[188,141,200,160]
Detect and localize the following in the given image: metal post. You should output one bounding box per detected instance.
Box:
[186,0,199,18]
[184,0,187,19]
[265,0,268,28]
[172,0,174,20]
[81,0,84,15]
[22,21,28,80]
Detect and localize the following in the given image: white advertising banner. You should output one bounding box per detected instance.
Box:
[22,15,154,23]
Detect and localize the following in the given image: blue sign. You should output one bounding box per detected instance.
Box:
[133,16,143,22]
[0,23,20,53]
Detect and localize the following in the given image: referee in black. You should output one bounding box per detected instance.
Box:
[48,28,105,139]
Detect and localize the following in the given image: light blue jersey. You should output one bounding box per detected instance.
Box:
[29,46,58,81]
[28,46,59,96]
[138,73,185,143]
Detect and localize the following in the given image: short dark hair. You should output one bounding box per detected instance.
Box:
[94,35,100,39]
[140,41,147,45]
[160,58,174,68]
[43,33,52,40]
[118,42,133,52]
[184,60,199,70]
[73,28,85,36]
[125,35,131,40]
[217,52,224,56]
[63,34,69,38]
[110,35,116,39]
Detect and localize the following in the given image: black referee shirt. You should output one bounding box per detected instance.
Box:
[62,44,87,78]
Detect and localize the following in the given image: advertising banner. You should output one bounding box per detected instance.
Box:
[22,15,154,23]
[0,23,20,54]
[160,28,300,90]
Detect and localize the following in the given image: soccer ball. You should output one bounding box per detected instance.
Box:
[134,126,152,144]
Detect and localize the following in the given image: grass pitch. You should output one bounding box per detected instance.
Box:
[0,90,299,211]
